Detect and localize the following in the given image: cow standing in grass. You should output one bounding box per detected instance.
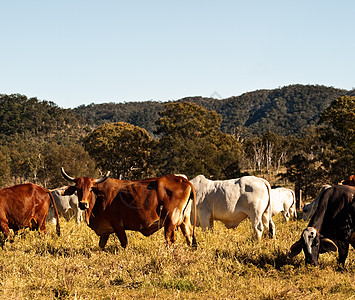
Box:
[190,175,274,240]
[290,184,355,267]
[303,178,354,221]
[270,187,297,222]
[61,169,197,249]
[0,183,60,242]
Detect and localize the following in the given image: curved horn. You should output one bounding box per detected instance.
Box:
[61,167,76,182]
[94,171,110,184]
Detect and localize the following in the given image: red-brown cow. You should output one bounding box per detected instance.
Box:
[0,183,60,241]
[61,168,197,249]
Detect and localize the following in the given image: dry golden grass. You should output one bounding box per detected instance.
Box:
[0,214,354,299]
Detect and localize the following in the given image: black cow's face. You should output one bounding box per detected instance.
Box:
[289,227,338,266]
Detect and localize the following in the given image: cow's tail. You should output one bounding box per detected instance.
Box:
[47,191,60,236]
[263,180,275,238]
[187,181,197,248]
[290,189,297,219]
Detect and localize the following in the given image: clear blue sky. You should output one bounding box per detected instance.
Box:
[1,1,354,108]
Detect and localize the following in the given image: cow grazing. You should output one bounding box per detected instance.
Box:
[189,175,274,240]
[289,185,355,266]
[47,187,83,224]
[0,183,60,241]
[302,185,332,221]
[271,187,297,222]
[61,168,197,249]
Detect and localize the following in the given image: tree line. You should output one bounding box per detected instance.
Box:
[0,90,354,203]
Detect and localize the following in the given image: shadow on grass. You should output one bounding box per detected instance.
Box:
[110,276,143,289]
[215,247,302,270]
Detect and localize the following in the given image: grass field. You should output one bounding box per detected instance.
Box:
[0,214,354,299]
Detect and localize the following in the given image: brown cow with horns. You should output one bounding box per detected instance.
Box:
[0,183,60,242]
[61,168,197,249]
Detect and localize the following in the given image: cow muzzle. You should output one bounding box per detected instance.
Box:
[79,201,89,210]
[305,255,319,266]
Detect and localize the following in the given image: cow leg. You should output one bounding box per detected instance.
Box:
[111,225,128,249]
[253,225,263,240]
[269,218,275,238]
[62,210,71,222]
[0,219,12,240]
[38,217,47,234]
[250,214,264,240]
[99,234,110,249]
[283,211,290,222]
[47,209,56,225]
[198,206,213,230]
[337,240,350,267]
[261,210,275,238]
[75,208,82,223]
[164,220,177,247]
[179,219,193,246]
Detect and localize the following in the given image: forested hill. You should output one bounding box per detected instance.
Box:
[73,84,350,137]
[73,101,163,135]
[0,94,83,143]
[0,85,350,143]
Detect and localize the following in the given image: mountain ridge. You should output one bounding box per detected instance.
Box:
[73,84,349,136]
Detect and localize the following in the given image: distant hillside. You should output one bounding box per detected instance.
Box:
[0,85,351,144]
[217,84,348,135]
[73,101,164,135]
[73,84,350,137]
[0,94,83,144]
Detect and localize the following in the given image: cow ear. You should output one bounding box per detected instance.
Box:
[62,186,77,196]
[289,239,303,258]
[320,238,338,253]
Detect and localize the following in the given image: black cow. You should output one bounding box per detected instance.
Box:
[289,185,355,266]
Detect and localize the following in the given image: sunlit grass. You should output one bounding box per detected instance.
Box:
[0,214,354,299]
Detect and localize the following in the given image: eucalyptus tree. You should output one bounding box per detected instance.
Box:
[153,101,242,179]
[317,95,355,182]
[83,122,153,179]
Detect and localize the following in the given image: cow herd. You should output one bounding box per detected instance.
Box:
[0,170,354,268]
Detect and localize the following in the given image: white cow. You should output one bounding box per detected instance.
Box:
[270,187,297,222]
[190,175,275,240]
[47,186,83,224]
[302,184,332,221]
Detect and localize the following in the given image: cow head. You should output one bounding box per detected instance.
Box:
[289,227,338,266]
[61,168,110,221]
